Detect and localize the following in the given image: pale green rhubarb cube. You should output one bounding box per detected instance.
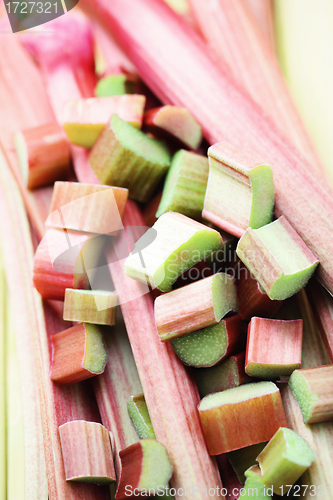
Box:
[236,216,319,300]
[156,149,209,220]
[124,211,222,292]
[203,141,274,238]
[89,114,171,202]
[256,427,315,495]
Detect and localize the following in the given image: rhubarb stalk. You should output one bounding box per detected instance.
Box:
[128,394,156,440]
[0,249,5,500]
[188,0,325,177]
[93,311,143,476]
[106,200,223,499]
[307,281,333,363]
[0,146,110,500]
[80,0,333,294]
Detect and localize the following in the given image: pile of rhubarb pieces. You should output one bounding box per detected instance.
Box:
[1,3,333,500]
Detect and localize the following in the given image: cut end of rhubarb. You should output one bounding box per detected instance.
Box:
[203,142,274,237]
[83,324,108,375]
[199,381,278,411]
[170,321,229,368]
[125,212,222,292]
[89,114,171,202]
[236,216,319,300]
[95,74,135,97]
[257,427,315,493]
[289,370,317,424]
[128,394,156,440]
[144,105,203,149]
[156,149,209,219]
[116,440,173,499]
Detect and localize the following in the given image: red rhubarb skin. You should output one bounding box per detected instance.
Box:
[245,317,303,375]
[199,390,288,455]
[80,0,333,294]
[236,263,282,321]
[116,443,143,499]
[106,201,223,500]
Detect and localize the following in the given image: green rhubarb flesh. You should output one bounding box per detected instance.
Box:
[228,443,267,484]
[257,427,315,493]
[89,114,171,202]
[204,146,274,236]
[140,440,173,490]
[153,228,222,292]
[83,324,107,374]
[236,217,319,300]
[288,370,317,424]
[124,212,222,292]
[243,466,272,499]
[195,355,247,398]
[170,321,228,367]
[199,381,277,411]
[128,395,156,440]
[95,75,135,97]
[156,149,209,219]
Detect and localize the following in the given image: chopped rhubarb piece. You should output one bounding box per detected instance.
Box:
[236,216,319,300]
[33,228,105,301]
[198,381,288,454]
[89,114,171,202]
[128,394,156,440]
[63,289,117,326]
[236,262,282,321]
[59,420,116,484]
[125,212,222,291]
[256,427,315,494]
[46,181,128,235]
[62,95,146,148]
[155,272,237,342]
[116,440,173,499]
[95,74,135,97]
[203,142,274,238]
[144,105,202,149]
[156,150,209,219]
[243,465,272,499]
[245,317,303,379]
[289,365,333,424]
[14,123,70,190]
[50,323,107,385]
[94,311,142,476]
[227,443,267,484]
[170,314,247,367]
[195,352,250,398]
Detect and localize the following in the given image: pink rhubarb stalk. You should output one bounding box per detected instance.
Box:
[21,11,100,185]
[188,0,326,177]
[80,0,333,294]
[0,147,110,500]
[106,200,223,499]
